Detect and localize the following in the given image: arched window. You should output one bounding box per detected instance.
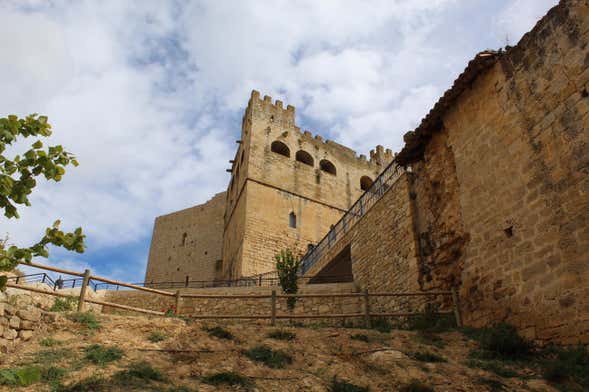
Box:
[320,159,336,175]
[289,212,297,228]
[181,232,187,246]
[271,141,290,157]
[295,150,314,166]
[360,176,373,191]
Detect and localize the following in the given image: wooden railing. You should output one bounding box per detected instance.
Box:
[11,261,463,328]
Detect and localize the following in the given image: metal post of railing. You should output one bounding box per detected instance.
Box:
[15,276,19,284]
[451,287,463,328]
[41,274,46,284]
[363,289,371,329]
[175,290,181,315]
[77,269,91,312]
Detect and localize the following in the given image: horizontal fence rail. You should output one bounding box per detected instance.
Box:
[10,261,462,328]
[300,162,405,275]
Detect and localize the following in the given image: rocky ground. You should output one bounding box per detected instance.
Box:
[0,312,569,391]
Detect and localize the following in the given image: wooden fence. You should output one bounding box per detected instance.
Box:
[10,261,463,328]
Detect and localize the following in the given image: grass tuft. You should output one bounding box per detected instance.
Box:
[410,351,447,363]
[202,371,253,389]
[67,312,101,330]
[40,337,63,347]
[243,345,293,369]
[477,323,533,359]
[415,331,446,348]
[541,344,589,390]
[267,329,296,341]
[33,348,72,364]
[350,334,370,342]
[204,325,234,340]
[0,366,42,387]
[112,361,167,385]
[84,344,123,366]
[50,297,78,312]
[330,376,370,391]
[476,377,507,391]
[148,330,167,343]
[466,359,519,378]
[56,375,110,391]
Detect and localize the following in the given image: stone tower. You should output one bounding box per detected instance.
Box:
[221,90,392,279]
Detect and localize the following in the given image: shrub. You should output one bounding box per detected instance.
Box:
[478,323,533,359]
[204,325,234,340]
[57,375,110,391]
[399,381,434,392]
[202,371,253,389]
[84,344,123,365]
[410,351,447,363]
[68,312,101,330]
[34,348,72,364]
[267,329,296,341]
[415,331,446,348]
[50,297,78,312]
[41,366,67,383]
[330,377,370,391]
[0,366,42,386]
[148,330,167,343]
[371,317,393,333]
[275,249,301,311]
[541,344,589,389]
[243,345,293,369]
[476,377,507,391]
[466,360,519,378]
[405,308,455,332]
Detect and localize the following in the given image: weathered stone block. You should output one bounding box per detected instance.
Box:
[19,320,35,330]
[3,328,17,340]
[17,308,41,322]
[18,330,33,341]
[8,316,20,330]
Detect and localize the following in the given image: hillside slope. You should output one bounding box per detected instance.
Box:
[0,313,567,391]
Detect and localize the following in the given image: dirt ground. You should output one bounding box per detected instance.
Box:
[0,312,560,391]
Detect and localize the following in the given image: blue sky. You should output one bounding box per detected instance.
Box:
[0,0,557,282]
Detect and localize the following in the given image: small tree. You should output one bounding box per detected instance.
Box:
[275,249,301,311]
[0,114,85,290]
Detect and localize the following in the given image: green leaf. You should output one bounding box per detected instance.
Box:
[31,140,43,149]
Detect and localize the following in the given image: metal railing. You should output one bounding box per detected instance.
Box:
[300,161,405,274]
[7,273,55,288]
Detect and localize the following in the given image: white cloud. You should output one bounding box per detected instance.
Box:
[0,0,559,280]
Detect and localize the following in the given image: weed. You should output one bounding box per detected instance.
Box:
[67,312,101,330]
[477,323,533,359]
[112,361,167,385]
[371,317,392,333]
[148,330,167,343]
[0,366,42,387]
[33,348,72,364]
[40,337,63,347]
[243,345,293,369]
[476,377,507,391]
[405,310,456,333]
[204,325,234,340]
[351,334,370,342]
[84,344,123,365]
[56,376,110,391]
[415,331,446,348]
[330,377,370,391]
[202,371,254,389]
[50,297,78,312]
[399,381,434,392]
[541,344,589,391]
[410,351,447,363]
[267,329,296,341]
[466,359,519,378]
[42,366,67,383]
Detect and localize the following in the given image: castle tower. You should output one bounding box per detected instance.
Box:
[221,90,392,279]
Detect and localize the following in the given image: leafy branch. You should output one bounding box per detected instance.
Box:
[275,249,301,311]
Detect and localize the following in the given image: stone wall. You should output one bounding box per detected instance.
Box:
[399,0,589,344]
[102,283,363,323]
[145,192,226,283]
[0,291,42,351]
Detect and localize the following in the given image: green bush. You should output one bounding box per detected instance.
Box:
[415,331,446,348]
[204,325,234,340]
[112,361,167,384]
[541,345,589,390]
[410,351,447,363]
[40,337,63,347]
[50,297,78,312]
[56,375,110,391]
[478,323,533,359]
[405,310,455,332]
[84,344,123,365]
[267,329,296,341]
[68,312,101,330]
[41,366,67,383]
[330,377,370,391]
[34,348,72,364]
[371,317,393,333]
[202,371,253,389]
[0,366,42,387]
[243,345,293,369]
[148,330,167,343]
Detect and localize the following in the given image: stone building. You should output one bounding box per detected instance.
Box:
[145,92,392,283]
[143,0,588,343]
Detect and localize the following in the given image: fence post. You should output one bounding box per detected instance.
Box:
[77,269,91,312]
[175,290,181,315]
[363,289,371,329]
[41,274,46,284]
[451,286,463,328]
[271,290,277,326]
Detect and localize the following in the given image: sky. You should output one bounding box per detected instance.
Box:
[0,0,558,283]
